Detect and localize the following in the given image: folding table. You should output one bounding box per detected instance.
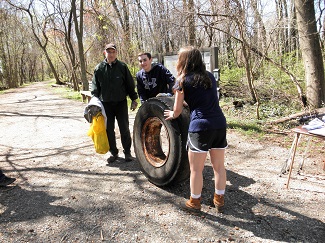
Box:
[284,126,325,188]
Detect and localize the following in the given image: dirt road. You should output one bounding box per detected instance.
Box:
[0,81,324,242]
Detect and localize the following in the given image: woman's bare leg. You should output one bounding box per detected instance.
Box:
[188,150,207,196]
[209,148,226,191]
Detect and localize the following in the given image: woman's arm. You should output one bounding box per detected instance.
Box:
[164,89,184,120]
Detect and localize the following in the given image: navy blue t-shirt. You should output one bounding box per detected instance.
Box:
[175,71,226,132]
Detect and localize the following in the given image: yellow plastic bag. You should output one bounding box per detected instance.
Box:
[87,112,109,154]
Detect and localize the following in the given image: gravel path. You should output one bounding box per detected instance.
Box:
[0,81,324,242]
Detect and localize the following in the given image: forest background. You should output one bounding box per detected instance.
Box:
[1,0,325,130]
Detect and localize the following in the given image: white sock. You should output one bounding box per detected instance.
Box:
[215,189,225,195]
[191,193,201,199]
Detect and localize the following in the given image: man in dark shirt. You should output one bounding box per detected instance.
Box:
[91,43,138,162]
[136,52,175,104]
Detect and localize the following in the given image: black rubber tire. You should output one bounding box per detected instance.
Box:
[133,97,190,186]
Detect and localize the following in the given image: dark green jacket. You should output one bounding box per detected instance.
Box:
[91,59,138,102]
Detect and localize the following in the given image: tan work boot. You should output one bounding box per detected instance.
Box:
[213,193,225,213]
[181,196,201,213]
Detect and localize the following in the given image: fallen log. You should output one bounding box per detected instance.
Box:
[269,107,325,124]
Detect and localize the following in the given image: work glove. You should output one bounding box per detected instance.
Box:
[130,100,138,111]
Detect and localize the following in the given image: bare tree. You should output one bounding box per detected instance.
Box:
[0,9,19,88]
[4,0,63,85]
[110,0,132,61]
[275,0,289,55]
[289,3,298,53]
[72,0,88,91]
[187,0,196,45]
[251,0,267,53]
[1,4,44,87]
[134,0,154,51]
[52,2,79,91]
[295,0,325,108]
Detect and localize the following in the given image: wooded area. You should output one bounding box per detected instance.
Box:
[0,0,325,111]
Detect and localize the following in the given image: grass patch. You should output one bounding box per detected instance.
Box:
[226,115,266,139]
[51,81,83,101]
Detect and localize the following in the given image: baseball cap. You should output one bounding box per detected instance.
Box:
[105,43,117,50]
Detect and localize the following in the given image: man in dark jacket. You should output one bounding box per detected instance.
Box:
[91,43,138,162]
[136,52,175,104]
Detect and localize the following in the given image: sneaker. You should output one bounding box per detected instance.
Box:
[125,154,133,162]
[180,197,201,213]
[213,193,225,213]
[0,176,16,187]
[107,154,118,163]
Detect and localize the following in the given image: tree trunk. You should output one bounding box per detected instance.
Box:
[5,0,62,85]
[269,107,325,124]
[188,0,195,46]
[72,0,88,91]
[251,0,267,54]
[65,10,79,91]
[295,0,325,108]
[289,4,298,52]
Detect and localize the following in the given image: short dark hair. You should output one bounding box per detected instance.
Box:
[138,52,151,59]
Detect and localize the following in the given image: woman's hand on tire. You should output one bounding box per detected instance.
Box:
[164,110,174,120]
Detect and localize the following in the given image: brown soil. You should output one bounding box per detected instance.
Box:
[0,81,324,242]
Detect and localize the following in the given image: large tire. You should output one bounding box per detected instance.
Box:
[133,97,190,186]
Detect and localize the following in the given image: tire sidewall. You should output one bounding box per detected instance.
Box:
[133,97,183,186]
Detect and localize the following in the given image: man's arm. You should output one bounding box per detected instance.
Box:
[91,70,100,98]
[136,73,147,104]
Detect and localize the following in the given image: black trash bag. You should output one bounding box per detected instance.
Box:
[84,105,102,123]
